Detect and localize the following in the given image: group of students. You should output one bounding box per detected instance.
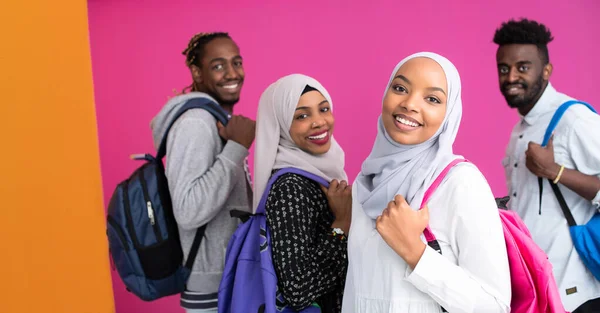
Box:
[148,18,600,313]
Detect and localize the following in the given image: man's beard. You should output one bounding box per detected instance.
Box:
[502,74,544,109]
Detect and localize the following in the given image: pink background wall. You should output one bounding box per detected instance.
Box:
[88,0,600,312]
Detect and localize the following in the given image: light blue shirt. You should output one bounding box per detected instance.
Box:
[504,83,600,311]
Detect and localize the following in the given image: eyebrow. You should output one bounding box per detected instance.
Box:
[427,86,446,96]
[295,100,329,111]
[209,55,243,64]
[395,74,411,85]
[394,74,446,96]
[498,60,533,67]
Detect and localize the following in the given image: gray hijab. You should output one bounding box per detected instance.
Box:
[355,52,463,219]
[253,74,348,212]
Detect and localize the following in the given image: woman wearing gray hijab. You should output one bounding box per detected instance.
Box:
[254,74,351,313]
[342,53,511,313]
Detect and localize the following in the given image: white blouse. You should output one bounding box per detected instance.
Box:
[342,163,511,313]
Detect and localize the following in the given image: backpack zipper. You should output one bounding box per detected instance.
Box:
[139,167,163,242]
[147,202,155,225]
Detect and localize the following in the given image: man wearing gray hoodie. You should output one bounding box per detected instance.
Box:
[150,32,254,313]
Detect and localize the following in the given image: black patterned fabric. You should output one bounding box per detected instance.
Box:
[265,171,348,313]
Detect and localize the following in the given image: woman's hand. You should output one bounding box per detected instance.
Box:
[376,194,428,268]
[321,180,352,233]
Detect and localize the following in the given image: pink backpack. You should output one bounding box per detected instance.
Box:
[421,159,568,313]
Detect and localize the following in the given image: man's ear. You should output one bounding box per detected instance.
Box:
[191,65,202,85]
[543,63,553,81]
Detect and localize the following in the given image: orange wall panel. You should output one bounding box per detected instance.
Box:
[0,1,115,312]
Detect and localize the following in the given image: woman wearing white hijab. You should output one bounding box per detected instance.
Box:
[342,53,511,313]
[254,74,351,313]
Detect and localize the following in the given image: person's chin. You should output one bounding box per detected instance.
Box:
[504,96,526,109]
[391,132,423,145]
[306,144,331,156]
[218,94,240,106]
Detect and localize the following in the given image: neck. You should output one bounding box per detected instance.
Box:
[221,104,233,114]
[517,103,535,117]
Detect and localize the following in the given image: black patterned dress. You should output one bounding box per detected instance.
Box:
[265,171,348,313]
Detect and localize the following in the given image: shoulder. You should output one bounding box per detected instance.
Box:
[443,162,489,190]
[565,105,600,130]
[169,108,220,142]
[546,100,600,155]
[271,172,321,195]
[266,172,326,215]
[552,95,599,132]
[178,108,218,126]
[433,162,497,217]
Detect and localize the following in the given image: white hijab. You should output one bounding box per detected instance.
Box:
[355,52,463,219]
[253,74,348,212]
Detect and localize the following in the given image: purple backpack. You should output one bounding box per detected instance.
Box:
[218,168,327,313]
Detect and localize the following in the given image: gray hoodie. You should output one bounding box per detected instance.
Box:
[150,92,252,297]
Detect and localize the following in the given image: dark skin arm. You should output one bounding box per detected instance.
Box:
[526,136,600,201]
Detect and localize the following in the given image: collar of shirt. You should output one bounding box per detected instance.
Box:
[522,82,559,126]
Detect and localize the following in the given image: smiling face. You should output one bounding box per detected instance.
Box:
[289,90,334,155]
[382,57,448,145]
[191,37,245,107]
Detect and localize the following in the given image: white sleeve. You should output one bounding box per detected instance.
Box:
[567,109,600,205]
[406,165,512,313]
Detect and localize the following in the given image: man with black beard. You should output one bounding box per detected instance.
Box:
[494,19,600,313]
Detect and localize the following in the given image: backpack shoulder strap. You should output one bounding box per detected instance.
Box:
[542,100,597,147]
[185,225,207,270]
[422,158,469,249]
[157,97,229,268]
[420,159,468,313]
[421,159,469,207]
[156,97,230,159]
[538,100,597,219]
[255,168,330,215]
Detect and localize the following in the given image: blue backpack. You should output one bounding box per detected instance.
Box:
[106,97,230,301]
[218,168,326,313]
[538,100,600,280]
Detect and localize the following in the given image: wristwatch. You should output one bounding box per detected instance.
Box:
[331,227,347,240]
[593,190,600,211]
[332,228,345,236]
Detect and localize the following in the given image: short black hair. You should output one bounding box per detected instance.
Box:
[182,32,232,68]
[493,18,554,64]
